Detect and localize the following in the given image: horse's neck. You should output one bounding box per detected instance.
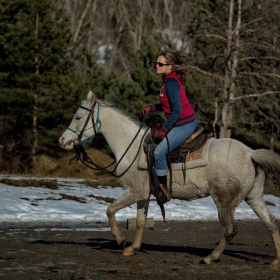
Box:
[99,106,143,162]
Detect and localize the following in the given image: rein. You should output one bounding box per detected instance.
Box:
[68,102,153,178]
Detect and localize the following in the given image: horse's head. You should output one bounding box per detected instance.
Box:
[59,90,99,150]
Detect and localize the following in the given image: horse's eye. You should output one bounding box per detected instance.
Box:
[75,116,82,120]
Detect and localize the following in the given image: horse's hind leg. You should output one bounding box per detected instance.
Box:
[202,207,237,264]
[106,188,138,248]
[123,198,150,256]
[204,173,243,264]
[245,170,280,268]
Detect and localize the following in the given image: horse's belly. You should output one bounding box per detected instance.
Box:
[170,168,210,200]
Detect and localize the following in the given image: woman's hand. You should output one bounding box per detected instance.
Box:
[141,106,152,116]
[155,129,166,143]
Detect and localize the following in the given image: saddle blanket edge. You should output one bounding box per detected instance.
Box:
[138,137,215,171]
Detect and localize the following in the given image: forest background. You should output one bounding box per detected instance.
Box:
[0,0,280,167]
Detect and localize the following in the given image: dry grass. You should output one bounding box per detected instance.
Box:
[59,193,87,203]
[46,149,117,180]
[0,178,58,189]
[87,194,116,204]
[81,178,120,189]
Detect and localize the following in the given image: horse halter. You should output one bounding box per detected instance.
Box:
[67,101,101,146]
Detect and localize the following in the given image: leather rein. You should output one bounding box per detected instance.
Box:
[67,102,152,178]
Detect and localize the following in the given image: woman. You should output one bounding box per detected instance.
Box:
[140,50,197,204]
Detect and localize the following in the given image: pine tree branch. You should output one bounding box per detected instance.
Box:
[73,0,92,43]
[237,72,280,79]
[185,2,223,26]
[240,41,280,54]
[252,103,280,130]
[196,34,227,42]
[146,0,159,29]
[234,91,280,101]
[188,66,223,80]
[240,56,280,62]
[233,17,265,35]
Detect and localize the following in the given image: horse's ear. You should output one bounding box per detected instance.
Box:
[87,90,94,99]
[87,90,96,106]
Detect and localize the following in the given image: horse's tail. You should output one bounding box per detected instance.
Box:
[250,149,280,182]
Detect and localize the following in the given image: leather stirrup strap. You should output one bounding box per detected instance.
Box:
[158,183,172,202]
[146,143,166,221]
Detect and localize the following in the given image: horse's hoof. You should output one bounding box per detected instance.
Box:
[199,259,208,265]
[200,257,211,265]
[122,250,134,257]
[269,259,280,269]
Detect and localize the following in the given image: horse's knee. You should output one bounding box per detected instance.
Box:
[246,198,278,234]
[136,217,147,229]
[245,196,263,209]
[106,206,114,218]
[266,215,278,234]
[224,224,238,242]
[219,211,238,241]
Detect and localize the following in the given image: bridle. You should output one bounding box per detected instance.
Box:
[66,101,150,178]
[67,101,101,146]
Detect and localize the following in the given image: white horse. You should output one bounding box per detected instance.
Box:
[59,90,280,268]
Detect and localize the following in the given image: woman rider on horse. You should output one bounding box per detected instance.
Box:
[140,50,198,204]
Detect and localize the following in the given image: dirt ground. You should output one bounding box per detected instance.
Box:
[1,220,280,280]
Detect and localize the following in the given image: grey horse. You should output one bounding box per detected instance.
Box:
[59,91,280,268]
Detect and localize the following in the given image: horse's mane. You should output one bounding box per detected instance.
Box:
[97,99,146,128]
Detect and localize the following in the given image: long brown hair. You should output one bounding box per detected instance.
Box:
[160,50,189,84]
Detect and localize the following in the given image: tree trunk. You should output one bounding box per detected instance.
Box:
[219,0,233,139]
[270,136,274,152]
[164,0,174,40]
[73,0,92,43]
[32,12,39,163]
[212,97,218,138]
[219,0,242,138]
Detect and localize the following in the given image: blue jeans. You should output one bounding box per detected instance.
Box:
[154,118,198,176]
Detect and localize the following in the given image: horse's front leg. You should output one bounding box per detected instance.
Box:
[106,189,137,248]
[123,198,150,256]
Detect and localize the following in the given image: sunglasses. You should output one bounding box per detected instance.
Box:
[154,62,170,67]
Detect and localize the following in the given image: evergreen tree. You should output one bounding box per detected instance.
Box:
[129,40,162,115]
[0,0,80,161]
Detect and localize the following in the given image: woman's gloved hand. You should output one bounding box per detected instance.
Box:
[140,105,152,116]
[155,129,166,143]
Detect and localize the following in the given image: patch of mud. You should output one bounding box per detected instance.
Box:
[0,220,279,280]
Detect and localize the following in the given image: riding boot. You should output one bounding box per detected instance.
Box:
[157,175,172,204]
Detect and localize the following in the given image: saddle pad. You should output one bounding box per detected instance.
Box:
[138,137,215,170]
